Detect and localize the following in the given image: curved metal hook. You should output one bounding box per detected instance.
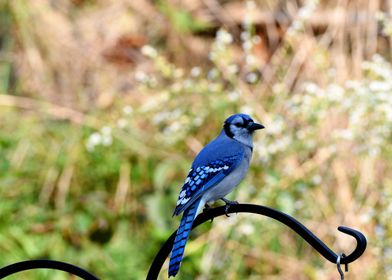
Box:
[147,203,367,279]
[336,253,348,280]
[0,260,100,280]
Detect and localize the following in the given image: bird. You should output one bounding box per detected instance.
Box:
[168,113,264,277]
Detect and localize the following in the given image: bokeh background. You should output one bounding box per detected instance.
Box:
[1,0,391,279]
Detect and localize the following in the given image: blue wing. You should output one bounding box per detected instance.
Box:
[173,135,244,216]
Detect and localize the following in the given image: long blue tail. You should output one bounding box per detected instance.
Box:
[168,199,201,277]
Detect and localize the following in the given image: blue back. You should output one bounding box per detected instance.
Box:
[192,131,244,167]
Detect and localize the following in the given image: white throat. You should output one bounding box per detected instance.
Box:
[233,133,253,148]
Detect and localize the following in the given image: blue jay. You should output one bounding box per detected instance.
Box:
[168,113,264,277]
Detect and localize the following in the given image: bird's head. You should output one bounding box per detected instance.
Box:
[223,113,264,147]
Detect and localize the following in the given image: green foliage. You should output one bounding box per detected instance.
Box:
[158,2,211,33]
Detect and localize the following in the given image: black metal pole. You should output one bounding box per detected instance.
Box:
[147,203,367,279]
[0,260,100,280]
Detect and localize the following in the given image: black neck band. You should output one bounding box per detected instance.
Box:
[223,123,234,138]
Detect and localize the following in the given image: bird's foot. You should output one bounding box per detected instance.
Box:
[221,198,239,217]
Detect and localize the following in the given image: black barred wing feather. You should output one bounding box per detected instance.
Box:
[173,154,242,216]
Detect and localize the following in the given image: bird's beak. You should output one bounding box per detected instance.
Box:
[248,122,265,131]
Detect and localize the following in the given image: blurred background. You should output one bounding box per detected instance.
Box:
[0,0,391,279]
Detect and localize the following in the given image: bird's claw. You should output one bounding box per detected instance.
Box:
[222,199,239,217]
[224,204,231,217]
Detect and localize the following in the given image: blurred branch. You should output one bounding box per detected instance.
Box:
[0,94,98,127]
[216,4,377,30]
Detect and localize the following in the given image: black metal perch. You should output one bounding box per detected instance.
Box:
[0,259,99,280]
[0,203,367,279]
[147,203,367,279]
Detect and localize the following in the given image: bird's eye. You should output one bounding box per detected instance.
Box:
[234,123,242,127]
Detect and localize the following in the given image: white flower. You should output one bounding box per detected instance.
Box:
[170,82,182,92]
[122,105,133,115]
[297,0,319,21]
[303,82,319,94]
[375,11,386,21]
[272,83,285,94]
[290,20,304,33]
[101,126,112,135]
[302,94,313,105]
[190,67,201,77]
[368,147,380,157]
[207,69,219,80]
[369,81,391,92]
[377,92,390,102]
[267,118,285,135]
[117,119,127,129]
[183,79,194,89]
[240,31,250,41]
[102,135,113,146]
[372,54,385,64]
[255,145,270,162]
[88,133,101,145]
[350,105,366,125]
[168,122,181,133]
[193,116,203,126]
[216,29,233,45]
[173,68,184,78]
[208,83,220,92]
[227,64,239,75]
[345,80,360,89]
[334,129,353,140]
[170,108,182,119]
[242,41,252,51]
[239,223,254,235]
[141,45,158,58]
[86,132,102,152]
[240,105,253,115]
[312,174,322,185]
[275,136,290,151]
[296,129,309,140]
[245,72,258,83]
[135,71,148,83]
[298,7,313,20]
[326,84,345,101]
[362,54,392,79]
[246,0,256,10]
[245,54,257,66]
[152,112,168,124]
[228,90,241,101]
[86,144,94,152]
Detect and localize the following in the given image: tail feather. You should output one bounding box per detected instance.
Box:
[168,198,202,277]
